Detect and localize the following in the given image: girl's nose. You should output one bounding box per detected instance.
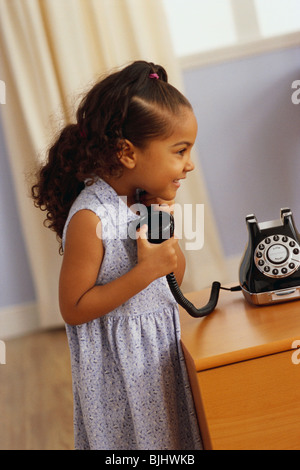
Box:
[185,156,195,173]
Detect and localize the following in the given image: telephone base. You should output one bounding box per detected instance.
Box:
[241,285,300,306]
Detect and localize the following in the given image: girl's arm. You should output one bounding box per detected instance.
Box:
[59,209,179,326]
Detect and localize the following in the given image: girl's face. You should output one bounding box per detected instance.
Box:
[132,108,198,202]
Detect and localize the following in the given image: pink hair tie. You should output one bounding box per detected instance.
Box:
[149,73,159,80]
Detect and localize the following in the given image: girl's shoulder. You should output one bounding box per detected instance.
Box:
[62,180,105,249]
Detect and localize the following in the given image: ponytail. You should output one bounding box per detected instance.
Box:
[31,124,86,249]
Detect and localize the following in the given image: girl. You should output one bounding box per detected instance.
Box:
[32,60,202,450]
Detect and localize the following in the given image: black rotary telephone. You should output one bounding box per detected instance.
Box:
[239,208,300,305]
[138,206,222,318]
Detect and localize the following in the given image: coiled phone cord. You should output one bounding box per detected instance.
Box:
[167,274,221,318]
[166,275,241,318]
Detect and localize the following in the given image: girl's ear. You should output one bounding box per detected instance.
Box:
[118,139,137,169]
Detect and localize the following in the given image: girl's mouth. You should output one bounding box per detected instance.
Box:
[173,179,181,188]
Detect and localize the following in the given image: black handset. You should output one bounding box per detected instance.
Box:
[138,207,221,318]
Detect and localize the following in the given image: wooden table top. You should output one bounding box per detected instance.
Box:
[179,288,300,371]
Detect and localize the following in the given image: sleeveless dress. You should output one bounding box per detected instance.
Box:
[62,178,202,450]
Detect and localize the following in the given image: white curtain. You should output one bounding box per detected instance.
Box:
[0,0,226,330]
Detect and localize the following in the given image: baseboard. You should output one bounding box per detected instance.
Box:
[0,301,40,340]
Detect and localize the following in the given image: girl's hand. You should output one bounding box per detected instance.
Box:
[136,224,178,281]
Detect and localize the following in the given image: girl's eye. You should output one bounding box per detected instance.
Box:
[177,148,187,156]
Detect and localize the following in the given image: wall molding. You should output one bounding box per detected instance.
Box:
[0,301,40,340]
[180,31,300,70]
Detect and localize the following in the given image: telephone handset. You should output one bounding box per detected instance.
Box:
[138,207,221,318]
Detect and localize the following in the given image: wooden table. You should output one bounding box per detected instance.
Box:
[179,288,300,450]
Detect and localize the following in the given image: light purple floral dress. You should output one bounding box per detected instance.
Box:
[62,178,202,450]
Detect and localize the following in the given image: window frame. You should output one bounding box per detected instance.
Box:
[162,0,300,69]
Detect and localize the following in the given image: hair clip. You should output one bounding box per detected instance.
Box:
[149,73,159,80]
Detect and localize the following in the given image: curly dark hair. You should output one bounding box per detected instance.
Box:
[31,60,192,252]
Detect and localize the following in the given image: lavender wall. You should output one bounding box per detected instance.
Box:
[0,112,36,308]
[183,45,300,257]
